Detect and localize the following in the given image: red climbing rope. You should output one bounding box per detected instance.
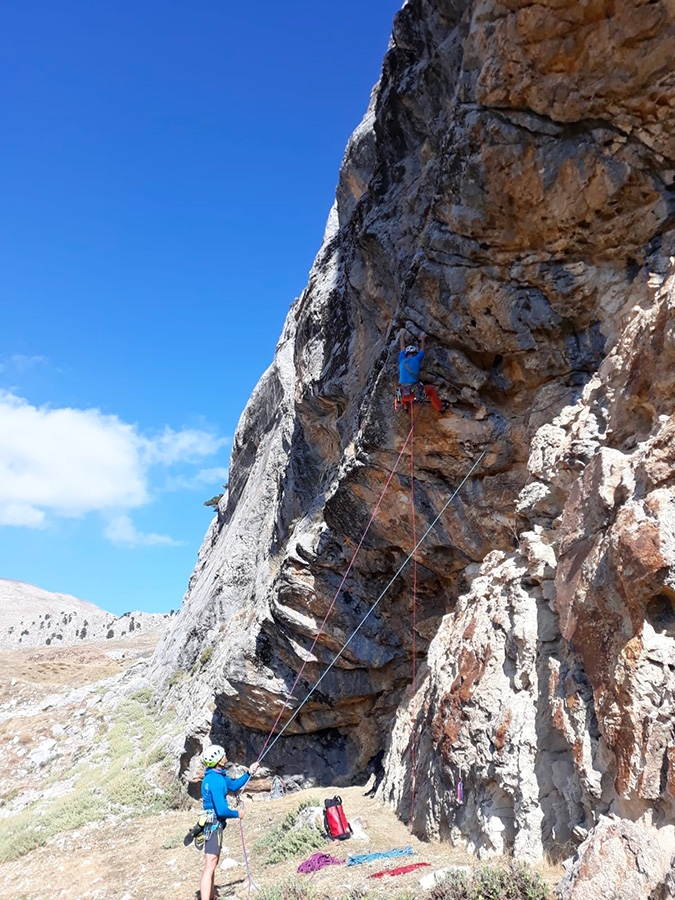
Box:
[408,401,418,833]
[236,418,488,892]
[258,447,489,761]
[239,816,258,894]
[256,422,415,763]
[368,862,431,878]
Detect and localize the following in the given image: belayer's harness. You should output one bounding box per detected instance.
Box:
[184,811,217,849]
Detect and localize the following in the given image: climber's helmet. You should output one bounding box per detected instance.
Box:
[405,345,419,356]
[202,745,226,768]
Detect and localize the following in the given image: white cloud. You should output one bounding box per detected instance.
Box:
[9,354,46,374]
[0,503,46,528]
[141,429,228,465]
[103,515,183,548]
[0,391,146,522]
[0,391,228,539]
[0,354,47,375]
[166,466,229,491]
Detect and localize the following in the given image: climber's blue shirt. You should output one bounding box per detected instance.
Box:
[399,350,424,384]
[202,767,251,820]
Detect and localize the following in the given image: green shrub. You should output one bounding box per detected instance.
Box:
[168,669,186,687]
[0,786,20,806]
[156,776,183,811]
[161,830,185,850]
[254,799,325,865]
[505,862,549,900]
[106,772,156,808]
[107,721,134,758]
[429,869,471,900]
[129,688,154,705]
[0,686,183,863]
[146,742,169,765]
[256,881,315,900]
[264,825,326,865]
[0,786,107,864]
[0,827,45,863]
[429,863,549,900]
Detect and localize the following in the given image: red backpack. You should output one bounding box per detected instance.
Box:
[324,796,352,840]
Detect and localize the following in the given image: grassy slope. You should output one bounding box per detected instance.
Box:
[0,642,561,900]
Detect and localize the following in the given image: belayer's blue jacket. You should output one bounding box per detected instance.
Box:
[202,767,251,820]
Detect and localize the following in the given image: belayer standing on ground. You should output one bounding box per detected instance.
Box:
[199,745,260,900]
[398,327,447,412]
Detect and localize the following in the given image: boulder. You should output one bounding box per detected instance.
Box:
[556,818,675,900]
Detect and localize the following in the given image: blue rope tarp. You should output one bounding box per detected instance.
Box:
[347,846,415,867]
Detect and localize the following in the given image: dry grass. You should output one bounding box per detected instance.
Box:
[0,782,562,900]
[0,639,562,900]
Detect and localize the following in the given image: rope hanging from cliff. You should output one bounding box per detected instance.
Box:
[257,445,489,763]
[408,401,418,832]
[255,421,415,764]
[239,817,258,894]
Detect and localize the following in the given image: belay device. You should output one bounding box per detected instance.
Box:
[324,796,352,840]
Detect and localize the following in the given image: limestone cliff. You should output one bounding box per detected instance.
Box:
[151,0,675,875]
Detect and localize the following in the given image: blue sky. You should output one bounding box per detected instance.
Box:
[0,0,402,614]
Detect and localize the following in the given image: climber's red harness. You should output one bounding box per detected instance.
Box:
[394,382,427,410]
[395,354,428,410]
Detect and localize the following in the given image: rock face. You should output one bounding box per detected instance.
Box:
[555,817,675,900]
[151,0,675,872]
[0,579,173,649]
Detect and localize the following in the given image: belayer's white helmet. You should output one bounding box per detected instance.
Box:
[202,745,226,768]
[405,345,418,356]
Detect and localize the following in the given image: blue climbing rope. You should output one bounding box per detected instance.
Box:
[347,846,415,866]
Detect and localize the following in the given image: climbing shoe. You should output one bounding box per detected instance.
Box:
[184,821,205,846]
[185,812,211,849]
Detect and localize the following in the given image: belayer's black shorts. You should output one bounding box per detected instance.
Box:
[204,821,224,856]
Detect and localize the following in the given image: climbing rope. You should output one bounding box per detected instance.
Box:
[257,446,489,763]
[239,425,414,891]
[255,422,415,764]
[369,862,430,878]
[237,440,487,892]
[297,852,344,873]
[408,401,418,833]
[239,816,259,894]
[347,845,415,866]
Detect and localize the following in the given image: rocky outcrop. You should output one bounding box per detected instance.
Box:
[555,817,675,900]
[151,0,675,873]
[381,267,675,863]
[0,579,173,649]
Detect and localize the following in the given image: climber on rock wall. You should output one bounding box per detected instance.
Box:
[397,327,447,412]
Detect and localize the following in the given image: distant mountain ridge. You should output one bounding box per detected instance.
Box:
[0,578,174,649]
